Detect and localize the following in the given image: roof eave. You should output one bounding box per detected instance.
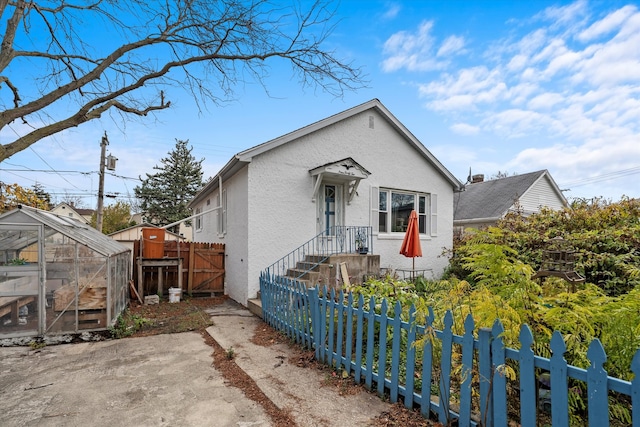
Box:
[454,216,503,226]
[188,155,247,208]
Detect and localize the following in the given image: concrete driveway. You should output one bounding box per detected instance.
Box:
[0,333,268,427]
[0,300,393,427]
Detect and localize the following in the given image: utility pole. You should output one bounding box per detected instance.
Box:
[96,133,108,233]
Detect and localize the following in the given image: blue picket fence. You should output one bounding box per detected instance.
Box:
[260,273,639,426]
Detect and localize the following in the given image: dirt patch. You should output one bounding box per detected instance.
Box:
[120,298,438,426]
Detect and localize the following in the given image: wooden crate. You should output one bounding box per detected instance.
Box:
[54,285,107,311]
[46,308,107,332]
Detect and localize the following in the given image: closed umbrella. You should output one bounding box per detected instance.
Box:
[399,210,422,278]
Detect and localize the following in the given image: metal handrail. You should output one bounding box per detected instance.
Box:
[265,226,373,280]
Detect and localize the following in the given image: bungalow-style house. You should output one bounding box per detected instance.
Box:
[453,170,567,234]
[50,202,94,225]
[188,99,463,306]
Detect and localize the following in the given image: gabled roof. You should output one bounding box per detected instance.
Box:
[189,99,463,207]
[0,205,129,256]
[453,170,566,223]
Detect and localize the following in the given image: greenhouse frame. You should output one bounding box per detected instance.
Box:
[0,205,130,339]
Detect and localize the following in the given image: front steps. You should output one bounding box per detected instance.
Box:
[248,253,380,319]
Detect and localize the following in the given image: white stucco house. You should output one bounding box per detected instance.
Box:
[188,99,463,305]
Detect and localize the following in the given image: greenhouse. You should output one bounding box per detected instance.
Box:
[0,205,130,339]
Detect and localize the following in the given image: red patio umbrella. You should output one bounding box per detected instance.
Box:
[399,210,422,275]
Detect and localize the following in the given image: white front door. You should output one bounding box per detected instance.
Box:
[318,183,343,235]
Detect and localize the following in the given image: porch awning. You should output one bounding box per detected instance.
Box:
[309,157,370,204]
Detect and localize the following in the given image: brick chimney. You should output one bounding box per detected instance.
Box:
[471,174,484,183]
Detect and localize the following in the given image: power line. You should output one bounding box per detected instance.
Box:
[560,166,640,188]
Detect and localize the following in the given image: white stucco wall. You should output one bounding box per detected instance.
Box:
[192,168,249,304]
[193,107,458,306]
[241,109,455,304]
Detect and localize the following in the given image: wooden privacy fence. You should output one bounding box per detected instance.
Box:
[133,240,224,296]
[259,273,640,427]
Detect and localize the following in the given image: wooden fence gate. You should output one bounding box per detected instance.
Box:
[133,240,225,297]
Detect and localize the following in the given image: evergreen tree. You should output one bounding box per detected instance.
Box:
[134,140,204,233]
[31,183,51,206]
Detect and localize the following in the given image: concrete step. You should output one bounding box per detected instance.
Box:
[247,298,262,319]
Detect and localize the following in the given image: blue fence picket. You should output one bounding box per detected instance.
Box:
[336,290,345,371]
[299,282,311,348]
[319,286,328,362]
[633,350,640,427]
[308,287,320,358]
[478,327,493,427]
[327,288,336,368]
[365,295,376,390]
[459,314,475,426]
[518,325,536,427]
[491,320,507,427]
[404,305,417,409]
[438,311,454,423]
[292,281,301,343]
[587,339,609,427]
[345,293,354,375]
[377,299,389,398]
[390,302,403,403]
[354,293,365,384]
[550,331,569,427]
[420,307,435,418]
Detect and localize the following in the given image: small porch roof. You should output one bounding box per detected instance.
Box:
[309,157,370,203]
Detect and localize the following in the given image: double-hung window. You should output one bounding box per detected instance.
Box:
[195,207,202,231]
[378,189,436,236]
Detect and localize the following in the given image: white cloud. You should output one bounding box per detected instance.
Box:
[382,1,640,198]
[382,3,401,20]
[527,92,564,110]
[578,5,637,41]
[437,35,465,57]
[450,123,480,136]
[537,0,589,30]
[481,109,554,138]
[381,21,463,72]
[419,66,507,111]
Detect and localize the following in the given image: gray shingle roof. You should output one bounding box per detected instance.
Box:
[453,170,547,221]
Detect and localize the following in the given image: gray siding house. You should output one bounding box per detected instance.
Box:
[453,170,567,233]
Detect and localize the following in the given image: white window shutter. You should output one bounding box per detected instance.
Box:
[431,193,438,236]
[370,186,379,235]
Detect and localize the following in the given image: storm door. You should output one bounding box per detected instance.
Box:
[319,184,344,235]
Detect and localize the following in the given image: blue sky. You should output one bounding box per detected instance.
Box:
[1,0,639,208]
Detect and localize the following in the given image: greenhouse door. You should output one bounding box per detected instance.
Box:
[0,224,44,338]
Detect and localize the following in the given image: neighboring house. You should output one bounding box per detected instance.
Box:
[188,99,463,306]
[109,223,186,266]
[131,212,193,241]
[50,202,94,224]
[453,170,567,233]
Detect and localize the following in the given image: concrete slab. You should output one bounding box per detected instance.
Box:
[0,332,270,427]
[207,303,392,427]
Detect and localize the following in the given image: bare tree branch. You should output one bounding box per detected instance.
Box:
[0,0,365,162]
